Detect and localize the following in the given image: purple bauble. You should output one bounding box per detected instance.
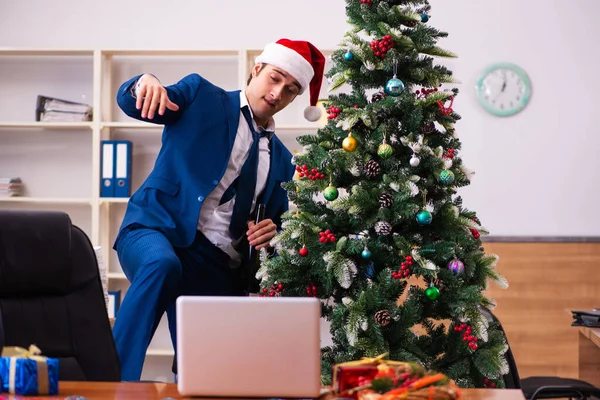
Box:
[448,258,465,276]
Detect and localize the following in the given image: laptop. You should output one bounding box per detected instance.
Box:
[176,295,322,398]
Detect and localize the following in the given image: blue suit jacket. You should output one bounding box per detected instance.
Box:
[114,73,295,250]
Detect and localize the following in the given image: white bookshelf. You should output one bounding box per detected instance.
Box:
[0,47,334,379]
[100,122,162,130]
[147,348,176,357]
[107,272,128,280]
[0,122,94,129]
[99,197,130,204]
[0,197,93,204]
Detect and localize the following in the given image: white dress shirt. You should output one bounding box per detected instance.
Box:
[196,92,273,263]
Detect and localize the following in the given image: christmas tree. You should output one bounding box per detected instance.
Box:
[258,0,510,388]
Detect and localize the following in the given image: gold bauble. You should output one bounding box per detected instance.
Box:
[342,134,358,152]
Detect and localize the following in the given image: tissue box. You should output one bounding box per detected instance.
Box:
[0,345,59,396]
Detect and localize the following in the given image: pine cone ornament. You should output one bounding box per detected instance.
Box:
[320,158,333,171]
[421,121,436,134]
[375,221,392,235]
[379,192,393,208]
[352,119,368,133]
[371,91,386,103]
[374,310,391,326]
[364,160,381,178]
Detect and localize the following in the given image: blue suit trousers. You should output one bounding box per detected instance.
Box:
[112,224,240,381]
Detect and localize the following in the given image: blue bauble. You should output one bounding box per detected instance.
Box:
[447,258,465,276]
[416,210,433,225]
[344,50,354,61]
[421,13,429,23]
[385,78,405,97]
[361,248,372,260]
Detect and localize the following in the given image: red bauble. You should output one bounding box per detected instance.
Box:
[299,246,309,257]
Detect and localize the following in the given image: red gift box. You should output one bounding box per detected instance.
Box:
[332,354,414,399]
[335,366,380,396]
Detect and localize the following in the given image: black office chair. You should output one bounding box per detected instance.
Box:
[0,210,121,381]
[480,307,600,400]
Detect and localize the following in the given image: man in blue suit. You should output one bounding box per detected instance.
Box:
[111,39,326,381]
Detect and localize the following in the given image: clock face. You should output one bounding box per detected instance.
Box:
[475,63,532,117]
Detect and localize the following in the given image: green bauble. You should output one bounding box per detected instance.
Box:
[439,170,455,185]
[416,210,432,225]
[323,185,339,201]
[425,285,440,301]
[377,143,393,159]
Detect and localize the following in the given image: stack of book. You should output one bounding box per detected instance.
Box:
[0,177,23,197]
[36,95,93,122]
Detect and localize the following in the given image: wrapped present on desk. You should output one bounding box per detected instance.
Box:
[331,353,461,400]
[0,345,59,396]
[331,353,417,398]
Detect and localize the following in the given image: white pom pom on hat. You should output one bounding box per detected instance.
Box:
[303,105,322,122]
[255,38,326,122]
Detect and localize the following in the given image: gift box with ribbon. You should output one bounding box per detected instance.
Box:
[332,353,417,398]
[0,345,59,396]
[331,353,460,400]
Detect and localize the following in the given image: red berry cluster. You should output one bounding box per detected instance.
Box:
[454,323,479,350]
[370,35,394,59]
[306,283,317,297]
[392,255,412,279]
[443,148,456,159]
[415,87,438,99]
[295,164,325,180]
[469,217,481,239]
[360,0,372,5]
[483,378,497,388]
[260,283,283,297]
[319,229,337,243]
[436,96,454,116]
[326,105,342,119]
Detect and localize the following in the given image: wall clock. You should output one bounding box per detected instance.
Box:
[475,63,532,117]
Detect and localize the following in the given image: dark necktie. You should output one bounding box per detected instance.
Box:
[223,106,269,240]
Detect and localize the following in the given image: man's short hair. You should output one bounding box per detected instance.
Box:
[247,63,267,86]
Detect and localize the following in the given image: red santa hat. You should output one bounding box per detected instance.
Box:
[255,38,326,122]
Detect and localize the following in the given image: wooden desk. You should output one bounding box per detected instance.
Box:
[579,327,600,386]
[0,382,526,400]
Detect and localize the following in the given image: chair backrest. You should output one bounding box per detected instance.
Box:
[479,306,521,389]
[0,210,120,381]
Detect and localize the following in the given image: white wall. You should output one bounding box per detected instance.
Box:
[2,0,599,382]
[3,0,600,236]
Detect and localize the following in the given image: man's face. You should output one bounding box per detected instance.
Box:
[245,64,301,125]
